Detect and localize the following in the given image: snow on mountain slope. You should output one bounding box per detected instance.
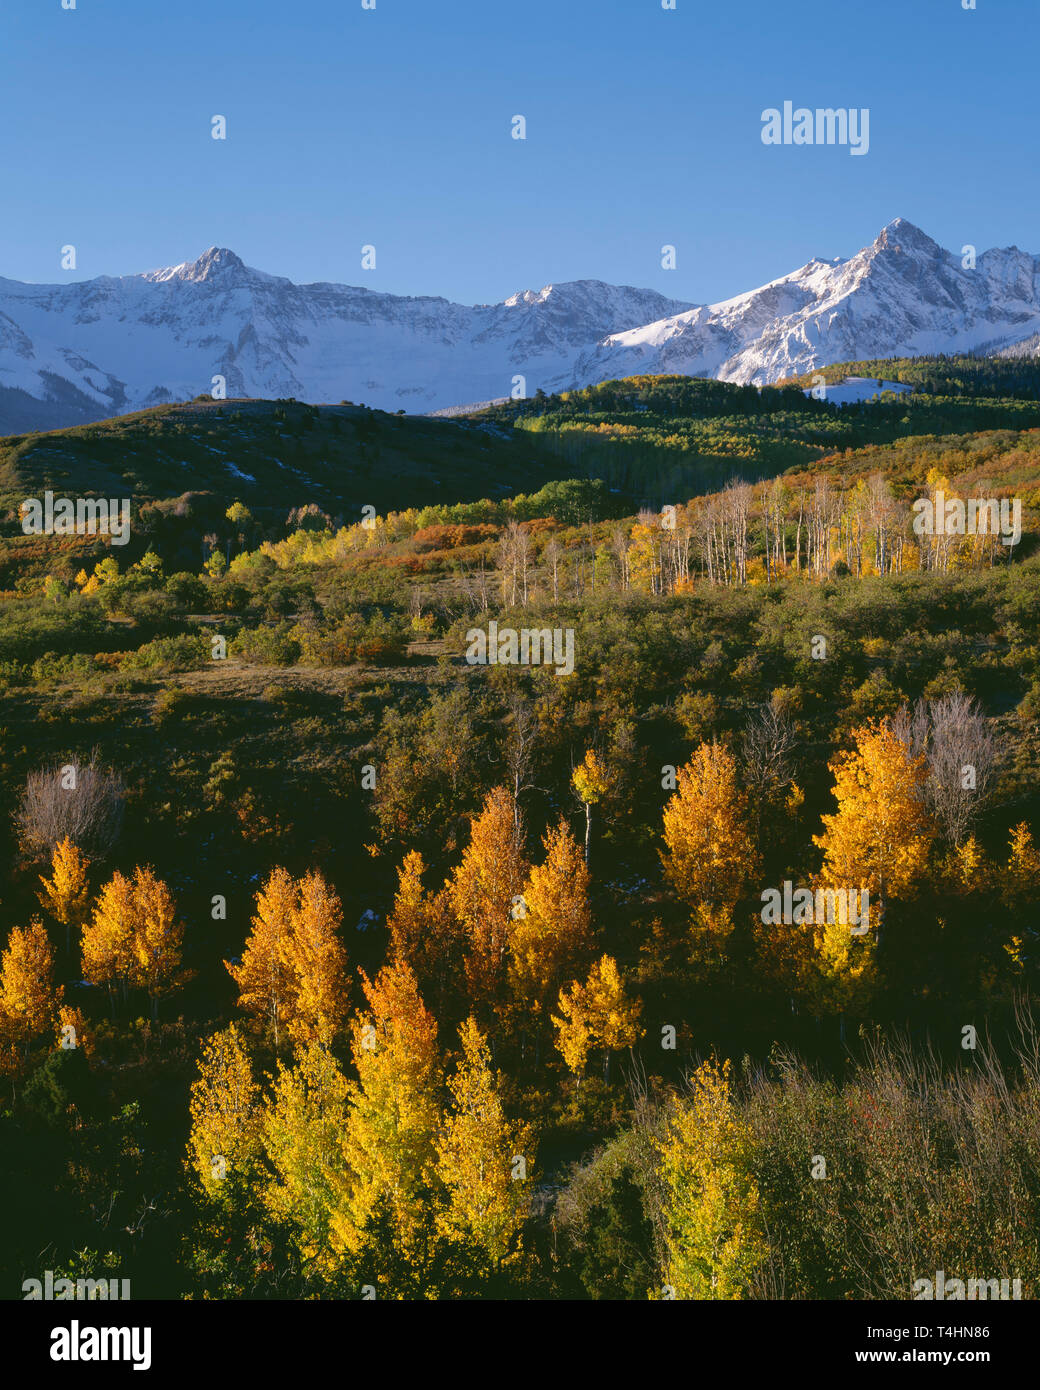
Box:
[1,219,1038,433]
[0,252,692,430]
[802,377,914,405]
[571,219,1040,388]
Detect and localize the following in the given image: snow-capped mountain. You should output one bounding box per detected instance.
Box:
[574,219,1040,387]
[1,219,1039,433]
[0,251,692,432]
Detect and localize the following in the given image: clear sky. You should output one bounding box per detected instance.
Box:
[2,0,1037,307]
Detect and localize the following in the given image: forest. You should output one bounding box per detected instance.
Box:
[1,358,1039,1301]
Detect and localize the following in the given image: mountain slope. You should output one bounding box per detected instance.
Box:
[0,253,692,430]
[575,219,1040,386]
[2,220,1040,433]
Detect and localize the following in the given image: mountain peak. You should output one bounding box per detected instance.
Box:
[503,285,553,308]
[143,247,246,284]
[872,218,940,256]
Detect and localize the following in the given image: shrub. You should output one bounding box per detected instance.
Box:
[18,755,126,859]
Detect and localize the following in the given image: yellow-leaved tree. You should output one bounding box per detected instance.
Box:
[435,1016,534,1266]
[572,749,612,865]
[1003,822,1040,912]
[0,920,59,1058]
[37,836,90,954]
[338,959,442,1257]
[283,870,348,1049]
[130,866,185,1020]
[261,1040,352,1275]
[188,1023,264,1206]
[553,954,642,1084]
[509,818,593,1036]
[661,740,758,933]
[655,1057,766,1300]
[813,720,935,945]
[449,786,528,1015]
[386,849,460,1017]
[227,867,299,1052]
[81,866,185,1018]
[81,870,137,1009]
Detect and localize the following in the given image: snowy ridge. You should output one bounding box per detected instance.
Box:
[1,220,1038,432]
[575,220,1040,387]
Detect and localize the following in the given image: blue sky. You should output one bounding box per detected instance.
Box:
[2,0,1037,306]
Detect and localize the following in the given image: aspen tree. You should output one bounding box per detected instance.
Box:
[572,749,611,865]
[284,869,348,1048]
[37,837,90,954]
[386,850,459,1015]
[188,1023,263,1204]
[340,960,441,1254]
[553,955,642,1084]
[813,720,934,944]
[0,920,58,1055]
[82,870,137,1008]
[435,1016,533,1265]
[227,867,299,1052]
[655,1057,766,1299]
[131,866,183,1021]
[449,787,528,1013]
[661,741,758,917]
[510,818,593,1025]
[261,1040,352,1273]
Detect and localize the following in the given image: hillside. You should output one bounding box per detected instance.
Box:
[2,352,1040,1304]
[5,358,1040,584]
[0,396,574,580]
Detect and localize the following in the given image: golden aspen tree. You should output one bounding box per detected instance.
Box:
[387,850,433,966]
[661,740,758,920]
[37,836,90,954]
[284,869,348,1048]
[551,982,592,1081]
[552,954,642,1084]
[386,850,460,1015]
[339,960,442,1255]
[572,749,611,865]
[584,954,643,1082]
[0,920,58,1055]
[435,1016,534,1265]
[261,1040,352,1273]
[130,866,184,1020]
[226,866,300,1052]
[626,521,661,595]
[82,870,137,1008]
[655,1057,766,1300]
[449,786,528,1013]
[510,819,593,1024]
[56,1003,90,1058]
[188,1023,263,1205]
[949,835,992,894]
[813,720,935,943]
[1003,822,1040,911]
